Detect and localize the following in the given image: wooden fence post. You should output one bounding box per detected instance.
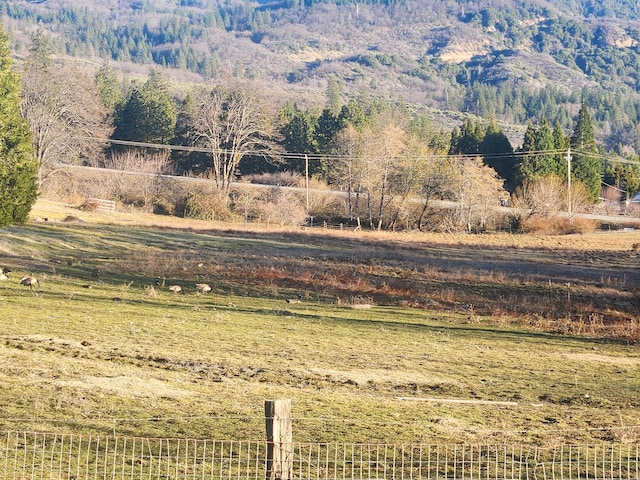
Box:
[265,399,292,480]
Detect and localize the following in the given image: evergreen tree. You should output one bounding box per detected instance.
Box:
[570,102,601,201]
[315,107,342,153]
[479,118,516,187]
[518,118,566,184]
[552,122,569,180]
[603,161,640,199]
[325,75,342,117]
[533,116,557,176]
[113,71,177,146]
[0,26,38,227]
[449,127,461,156]
[449,118,482,155]
[410,113,449,153]
[27,28,53,69]
[95,61,123,111]
[279,103,321,174]
[521,120,536,152]
[171,93,210,175]
[338,100,368,132]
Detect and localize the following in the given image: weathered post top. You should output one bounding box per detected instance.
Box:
[265,399,292,480]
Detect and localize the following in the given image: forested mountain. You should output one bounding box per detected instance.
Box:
[2,0,640,152]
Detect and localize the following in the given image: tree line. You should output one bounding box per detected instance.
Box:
[3,28,640,231]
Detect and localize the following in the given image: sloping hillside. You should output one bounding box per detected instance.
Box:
[3,0,640,149]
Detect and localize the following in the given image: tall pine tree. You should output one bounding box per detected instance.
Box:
[0,26,38,227]
[479,118,515,187]
[113,70,176,146]
[518,118,568,185]
[552,122,568,180]
[570,102,601,202]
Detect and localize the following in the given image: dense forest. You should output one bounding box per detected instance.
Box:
[3,0,640,153]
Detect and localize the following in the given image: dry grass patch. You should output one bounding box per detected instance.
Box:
[562,352,640,366]
[62,376,194,399]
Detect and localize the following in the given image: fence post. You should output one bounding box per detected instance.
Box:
[265,399,292,480]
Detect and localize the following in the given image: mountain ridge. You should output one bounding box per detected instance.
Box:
[3,0,640,150]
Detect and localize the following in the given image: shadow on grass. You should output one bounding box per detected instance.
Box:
[5,222,639,344]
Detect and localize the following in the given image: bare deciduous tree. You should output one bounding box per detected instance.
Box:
[331,114,407,229]
[395,135,453,230]
[512,175,566,218]
[254,187,307,227]
[20,33,112,188]
[447,156,506,232]
[305,177,341,221]
[600,185,622,215]
[99,150,170,209]
[188,82,280,193]
[331,124,367,219]
[566,179,592,215]
[230,185,260,225]
[362,117,406,230]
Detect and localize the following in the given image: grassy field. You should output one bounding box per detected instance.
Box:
[0,200,639,446]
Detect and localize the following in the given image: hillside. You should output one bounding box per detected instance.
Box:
[3,0,640,149]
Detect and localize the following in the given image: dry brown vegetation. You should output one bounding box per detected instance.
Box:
[29,200,640,343]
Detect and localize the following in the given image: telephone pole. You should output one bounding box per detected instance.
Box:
[305,154,309,215]
[567,147,572,217]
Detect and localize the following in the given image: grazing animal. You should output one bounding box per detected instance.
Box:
[168,285,182,293]
[20,275,39,293]
[286,294,303,304]
[195,283,211,294]
[0,268,8,281]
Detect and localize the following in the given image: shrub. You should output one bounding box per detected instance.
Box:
[184,189,233,221]
[519,216,597,235]
[152,178,192,216]
[243,172,303,187]
[253,187,307,227]
[306,178,343,222]
[564,217,597,234]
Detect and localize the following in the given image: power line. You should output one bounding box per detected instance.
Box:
[90,137,640,166]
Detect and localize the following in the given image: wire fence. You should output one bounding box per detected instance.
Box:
[2,431,639,480]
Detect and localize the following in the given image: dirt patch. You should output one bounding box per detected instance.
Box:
[309,367,455,387]
[563,353,640,366]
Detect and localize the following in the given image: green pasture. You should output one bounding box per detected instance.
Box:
[0,221,639,445]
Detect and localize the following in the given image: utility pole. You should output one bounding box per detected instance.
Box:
[567,147,572,217]
[305,154,309,215]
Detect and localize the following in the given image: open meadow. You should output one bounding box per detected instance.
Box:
[0,200,639,446]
